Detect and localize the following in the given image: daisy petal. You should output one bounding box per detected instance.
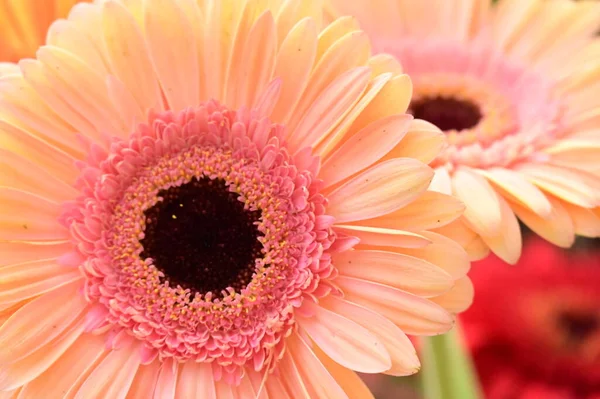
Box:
[287,333,349,398]
[298,300,391,373]
[479,193,522,265]
[333,250,453,297]
[452,167,502,237]
[127,363,162,399]
[321,295,421,376]
[430,277,474,314]
[335,276,454,336]
[175,362,215,399]
[334,225,431,248]
[327,158,433,223]
[320,114,412,186]
[0,188,68,241]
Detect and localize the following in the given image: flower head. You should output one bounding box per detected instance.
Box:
[0,0,88,72]
[461,237,600,399]
[0,0,472,396]
[328,0,600,264]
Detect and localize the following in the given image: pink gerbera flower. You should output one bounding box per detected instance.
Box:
[328,0,600,264]
[0,0,472,397]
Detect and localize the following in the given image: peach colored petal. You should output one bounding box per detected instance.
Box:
[321,295,421,376]
[19,59,101,143]
[335,276,454,336]
[36,46,127,139]
[545,139,600,173]
[347,74,412,134]
[101,1,163,114]
[430,277,474,314]
[316,16,361,60]
[328,0,400,41]
[478,167,552,218]
[312,345,375,399]
[265,376,292,399]
[287,31,370,131]
[0,149,78,202]
[388,231,471,280]
[383,119,446,165]
[235,375,259,399]
[75,342,142,399]
[126,362,162,399]
[46,19,108,76]
[429,168,453,195]
[492,0,541,51]
[315,72,393,157]
[215,380,236,399]
[270,17,318,122]
[174,361,215,399]
[433,219,491,262]
[0,120,79,185]
[278,349,311,399]
[298,300,391,373]
[0,389,20,399]
[288,66,371,152]
[153,358,177,399]
[518,163,600,209]
[275,0,323,45]
[0,63,19,77]
[0,188,68,242]
[452,167,503,237]
[0,75,84,158]
[0,260,81,305]
[367,53,403,77]
[0,281,87,364]
[479,195,522,265]
[287,333,348,398]
[351,190,465,232]
[333,225,431,248]
[236,11,278,110]
[320,114,412,186]
[510,196,575,248]
[0,321,84,392]
[557,201,600,238]
[0,242,71,267]
[144,0,200,111]
[327,158,433,223]
[333,250,453,297]
[13,334,106,399]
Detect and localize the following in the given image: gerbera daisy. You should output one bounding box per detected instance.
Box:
[327,0,600,264]
[0,0,473,397]
[0,0,89,73]
[461,237,600,399]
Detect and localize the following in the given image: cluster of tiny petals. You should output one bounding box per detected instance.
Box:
[385,38,565,170]
[60,101,343,382]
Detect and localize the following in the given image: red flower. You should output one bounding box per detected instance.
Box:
[461,237,600,399]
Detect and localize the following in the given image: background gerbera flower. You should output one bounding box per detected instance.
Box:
[0,0,473,397]
[461,236,600,399]
[327,0,600,264]
[0,0,88,74]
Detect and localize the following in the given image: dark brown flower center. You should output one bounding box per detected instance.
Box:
[409,96,482,131]
[140,177,263,295]
[557,311,600,344]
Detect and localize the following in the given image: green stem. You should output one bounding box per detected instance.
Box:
[420,322,483,399]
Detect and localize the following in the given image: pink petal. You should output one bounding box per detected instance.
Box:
[75,341,142,399]
[127,362,162,399]
[297,300,391,373]
[335,276,454,336]
[321,295,421,376]
[286,333,349,398]
[153,358,177,399]
[334,225,431,248]
[175,361,215,399]
[0,281,87,365]
[0,188,68,242]
[320,114,413,186]
[452,167,502,237]
[333,250,453,297]
[327,158,433,223]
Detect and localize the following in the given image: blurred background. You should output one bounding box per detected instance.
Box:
[361,231,600,399]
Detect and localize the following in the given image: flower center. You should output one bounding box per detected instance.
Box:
[140,177,263,295]
[409,96,482,132]
[557,311,600,344]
